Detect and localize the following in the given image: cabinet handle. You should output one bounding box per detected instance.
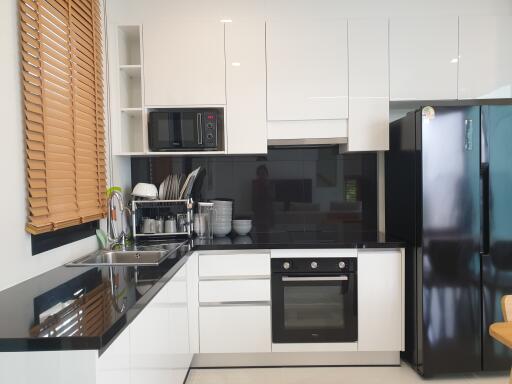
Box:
[200,301,271,307]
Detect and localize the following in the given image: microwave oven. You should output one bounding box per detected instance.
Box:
[148,108,222,151]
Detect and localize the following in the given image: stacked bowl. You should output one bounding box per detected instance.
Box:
[211,200,233,237]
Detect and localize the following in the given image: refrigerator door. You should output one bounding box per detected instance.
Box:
[482,105,512,371]
[420,106,482,375]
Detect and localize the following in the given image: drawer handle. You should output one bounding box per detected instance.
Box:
[200,301,271,307]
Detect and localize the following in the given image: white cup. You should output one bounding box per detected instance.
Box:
[142,218,156,234]
[165,218,177,233]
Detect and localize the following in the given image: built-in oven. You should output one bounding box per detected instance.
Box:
[148,108,222,151]
[271,257,357,343]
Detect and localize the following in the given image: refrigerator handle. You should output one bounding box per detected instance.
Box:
[480,110,490,256]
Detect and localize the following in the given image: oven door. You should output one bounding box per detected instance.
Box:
[271,273,357,343]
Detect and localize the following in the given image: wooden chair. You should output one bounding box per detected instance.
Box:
[502,295,512,322]
[490,295,512,383]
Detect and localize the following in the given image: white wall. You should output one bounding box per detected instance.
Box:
[0,0,100,291]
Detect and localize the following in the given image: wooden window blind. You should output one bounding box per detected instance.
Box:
[20,0,106,235]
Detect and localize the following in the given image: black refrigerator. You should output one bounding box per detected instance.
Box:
[385,105,512,376]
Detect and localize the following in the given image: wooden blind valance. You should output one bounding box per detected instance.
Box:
[20,0,106,234]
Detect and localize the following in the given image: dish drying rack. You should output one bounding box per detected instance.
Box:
[131,199,194,240]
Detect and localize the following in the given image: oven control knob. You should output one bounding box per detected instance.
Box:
[283,261,291,270]
[338,261,346,269]
[310,261,318,269]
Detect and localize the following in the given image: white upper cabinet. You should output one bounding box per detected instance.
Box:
[143,20,226,106]
[266,19,349,122]
[346,18,389,152]
[225,21,267,154]
[458,16,512,99]
[390,16,459,101]
[348,19,389,99]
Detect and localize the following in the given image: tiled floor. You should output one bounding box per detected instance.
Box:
[187,364,508,384]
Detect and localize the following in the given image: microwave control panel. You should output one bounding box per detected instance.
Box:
[204,112,218,147]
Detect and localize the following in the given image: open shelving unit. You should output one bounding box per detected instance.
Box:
[110,24,229,157]
[116,25,145,154]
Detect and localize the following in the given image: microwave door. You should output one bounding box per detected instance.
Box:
[180,112,203,148]
[149,112,174,151]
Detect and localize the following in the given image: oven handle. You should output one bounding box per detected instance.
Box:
[282,276,348,282]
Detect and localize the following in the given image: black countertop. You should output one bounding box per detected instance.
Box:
[191,230,404,250]
[0,231,403,353]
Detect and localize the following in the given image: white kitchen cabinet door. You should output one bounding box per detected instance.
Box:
[130,264,190,384]
[199,279,270,303]
[346,18,389,152]
[225,21,267,154]
[266,19,348,121]
[187,253,200,354]
[347,98,389,152]
[96,328,131,384]
[348,18,388,99]
[358,249,403,352]
[199,305,271,353]
[199,252,270,278]
[458,16,512,99]
[143,20,225,106]
[390,17,458,101]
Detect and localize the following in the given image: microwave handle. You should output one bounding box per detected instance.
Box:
[197,113,203,145]
[282,276,348,282]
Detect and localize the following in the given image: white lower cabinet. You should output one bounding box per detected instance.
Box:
[357,249,404,352]
[199,305,271,353]
[131,264,191,384]
[96,262,192,384]
[96,329,131,384]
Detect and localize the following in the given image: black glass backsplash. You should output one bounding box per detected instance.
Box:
[131,147,378,233]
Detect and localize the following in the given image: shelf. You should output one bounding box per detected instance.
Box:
[134,232,189,237]
[120,69,142,108]
[121,111,144,153]
[118,26,141,66]
[116,25,145,154]
[115,150,227,157]
[119,65,141,78]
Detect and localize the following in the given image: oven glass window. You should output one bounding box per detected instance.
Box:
[283,285,345,330]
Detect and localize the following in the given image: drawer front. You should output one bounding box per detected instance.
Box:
[199,253,270,278]
[199,279,270,303]
[199,305,271,353]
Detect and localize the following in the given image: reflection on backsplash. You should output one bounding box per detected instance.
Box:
[131,147,378,233]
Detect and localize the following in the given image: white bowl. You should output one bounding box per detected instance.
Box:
[232,220,252,236]
[213,226,231,237]
[132,183,158,199]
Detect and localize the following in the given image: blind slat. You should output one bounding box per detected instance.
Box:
[21,0,106,235]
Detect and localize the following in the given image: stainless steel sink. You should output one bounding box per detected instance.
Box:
[67,242,186,266]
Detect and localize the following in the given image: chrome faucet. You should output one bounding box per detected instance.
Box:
[107,190,131,250]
